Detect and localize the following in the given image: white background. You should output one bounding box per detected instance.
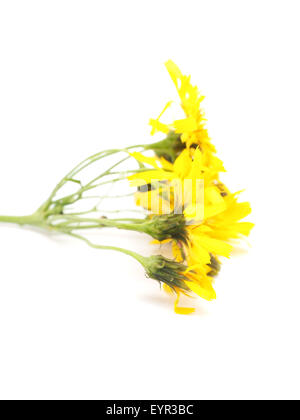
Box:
[0,0,299,400]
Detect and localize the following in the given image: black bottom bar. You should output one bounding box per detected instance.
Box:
[100,401,201,418]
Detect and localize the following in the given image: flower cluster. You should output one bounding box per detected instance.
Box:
[0,61,253,314]
[128,61,253,313]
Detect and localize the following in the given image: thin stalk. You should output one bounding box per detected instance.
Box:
[67,232,146,266]
[49,163,149,211]
[51,215,147,234]
[89,209,145,214]
[42,145,147,212]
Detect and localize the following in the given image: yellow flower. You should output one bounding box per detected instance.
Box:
[149,60,217,167]
[128,148,253,313]
[128,147,224,220]
[173,191,253,267]
[149,101,172,136]
[127,61,253,313]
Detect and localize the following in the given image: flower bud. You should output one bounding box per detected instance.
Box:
[143,213,188,243]
[142,255,190,292]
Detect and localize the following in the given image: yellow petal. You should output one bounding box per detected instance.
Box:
[204,202,227,219]
[192,234,233,258]
[188,241,212,265]
[234,222,254,236]
[185,281,216,301]
[128,170,176,186]
[184,264,205,274]
[159,157,174,171]
[149,119,170,135]
[163,284,173,295]
[151,239,171,245]
[174,117,198,133]
[173,149,192,178]
[165,60,183,89]
[129,152,160,169]
[184,203,204,221]
[157,100,173,119]
[174,293,195,315]
[175,306,195,315]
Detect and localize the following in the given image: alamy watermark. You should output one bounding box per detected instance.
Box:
[138,178,204,225]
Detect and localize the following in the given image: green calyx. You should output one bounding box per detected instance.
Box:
[142,213,188,244]
[146,131,185,163]
[142,255,190,291]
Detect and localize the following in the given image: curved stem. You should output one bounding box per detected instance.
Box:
[42,145,146,211]
[47,158,151,212]
[67,232,146,266]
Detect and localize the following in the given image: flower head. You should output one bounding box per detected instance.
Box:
[143,213,188,244]
[128,143,253,312]
[148,60,218,167]
[142,255,189,290]
[142,254,218,314]
[126,60,254,313]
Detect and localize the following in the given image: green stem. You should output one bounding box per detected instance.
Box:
[67,232,146,266]
[41,146,146,212]
[52,215,148,234]
[48,160,150,212]
[0,212,45,227]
